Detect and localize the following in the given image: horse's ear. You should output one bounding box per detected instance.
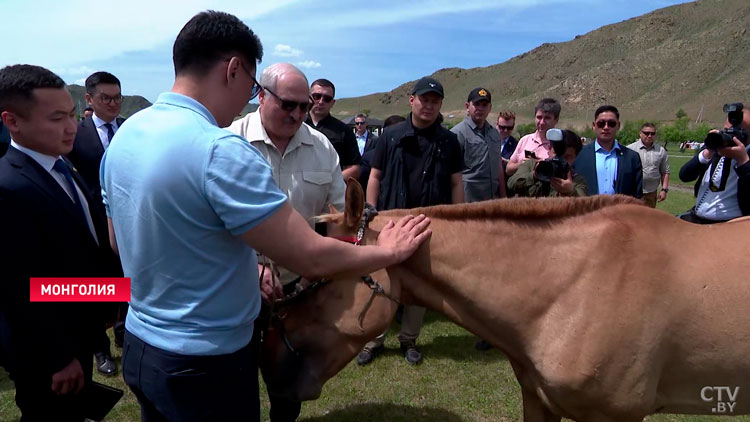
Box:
[344,177,365,229]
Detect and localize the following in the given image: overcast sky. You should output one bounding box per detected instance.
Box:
[1,0,692,102]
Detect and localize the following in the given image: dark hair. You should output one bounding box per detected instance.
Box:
[641,122,656,130]
[311,78,335,97]
[0,64,66,117]
[562,129,583,154]
[84,106,94,112]
[173,10,263,77]
[383,115,406,128]
[534,98,561,119]
[594,105,620,120]
[85,71,121,95]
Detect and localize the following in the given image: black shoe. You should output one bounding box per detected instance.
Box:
[475,340,493,351]
[400,341,422,365]
[357,345,384,366]
[95,352,117,376]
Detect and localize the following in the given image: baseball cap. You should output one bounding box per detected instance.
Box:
[412,77,444,98]
[468,87,491,103]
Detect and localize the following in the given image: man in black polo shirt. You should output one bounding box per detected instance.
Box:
[359,76,463,366]
[305,78,361,180]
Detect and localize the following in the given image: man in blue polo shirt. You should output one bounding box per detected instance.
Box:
[102,11,431,422]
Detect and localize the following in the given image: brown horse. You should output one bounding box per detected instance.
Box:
[259,180,750,422]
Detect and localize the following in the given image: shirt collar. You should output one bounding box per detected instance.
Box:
[532,131,550,146]
[595,139,621,153]
[9,139,60,171]
[156,92,217,127]
[245,110,313,150]
[92,112,117,128]
[637,140,656,150]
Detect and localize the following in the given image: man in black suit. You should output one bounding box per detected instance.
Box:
[0,119,9,158]
[574,105,643,198]
[0,64,122,421]
[67,71,125,376]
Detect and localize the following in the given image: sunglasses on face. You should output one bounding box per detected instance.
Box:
[264,87,313,113]
[497,125,514,131]
[311,93,334,103]
[355,121,366,126]
[595,120,618,129]
[641,131,656,137]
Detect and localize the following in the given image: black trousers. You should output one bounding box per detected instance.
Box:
[122,330,260,422]
[94,302,128,355]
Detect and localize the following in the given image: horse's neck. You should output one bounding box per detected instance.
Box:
[380,216,578,360]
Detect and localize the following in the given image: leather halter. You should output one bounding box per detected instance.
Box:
[264,204,399,358]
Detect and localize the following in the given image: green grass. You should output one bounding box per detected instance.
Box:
[667,151,699,188]
[2,317,749,421]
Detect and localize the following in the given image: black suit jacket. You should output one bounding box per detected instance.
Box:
[574,142,643,198]
[679,147,750,215]
[67,116,125,207]
[362,132,379,155]
[0,147,122,379]
[501,135,518,161]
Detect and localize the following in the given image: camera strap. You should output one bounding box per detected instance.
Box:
[708,155,732,192]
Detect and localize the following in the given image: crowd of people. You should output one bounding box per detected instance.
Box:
[1,8,750,422]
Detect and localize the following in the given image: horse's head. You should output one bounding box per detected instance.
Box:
[259,179,400,401]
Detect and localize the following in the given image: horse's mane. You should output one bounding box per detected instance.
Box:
[381,195,642,221]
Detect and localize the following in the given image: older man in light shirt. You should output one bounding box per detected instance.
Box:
[227,62,345,422]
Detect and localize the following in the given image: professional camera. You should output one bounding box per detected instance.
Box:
[704,103,748,150]
[535,128,569,183]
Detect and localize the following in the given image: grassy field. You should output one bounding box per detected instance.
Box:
[0,160,737,422]
[3,315,748,422]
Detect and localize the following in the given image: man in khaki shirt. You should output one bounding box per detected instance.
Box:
[227,62,345,421]
[229,62,346,285]
[627,122,669,207]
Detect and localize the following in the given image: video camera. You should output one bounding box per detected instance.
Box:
[535,128,569,183]
[704,103,748,150]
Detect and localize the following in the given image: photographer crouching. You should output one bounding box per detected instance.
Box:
[679,103,750,224]
[508,128,588,197]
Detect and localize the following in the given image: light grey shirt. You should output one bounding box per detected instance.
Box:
[627,140,669,193]
[451,115,502,202]
[228,111,346,284]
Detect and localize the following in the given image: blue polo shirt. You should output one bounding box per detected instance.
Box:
[101,92,287,355]
[595,139,621,195]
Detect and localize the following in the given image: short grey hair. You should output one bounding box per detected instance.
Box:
[259,63,308,92]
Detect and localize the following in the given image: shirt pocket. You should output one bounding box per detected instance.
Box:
[463,138,488,171]
[302,171,332,185]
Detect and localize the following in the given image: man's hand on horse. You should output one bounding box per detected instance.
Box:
[258,263,283,303]
[377,214,432,263]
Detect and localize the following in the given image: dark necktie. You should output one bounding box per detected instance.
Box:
[53,159,86,221]
[104,123,115,146]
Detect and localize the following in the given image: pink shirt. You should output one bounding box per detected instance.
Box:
[509,132,551,163]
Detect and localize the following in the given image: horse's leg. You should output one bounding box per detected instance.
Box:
[521,386,562,422]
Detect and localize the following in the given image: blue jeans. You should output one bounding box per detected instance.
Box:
[122,330,259,422]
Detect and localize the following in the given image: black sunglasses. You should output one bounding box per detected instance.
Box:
[264,87,313,113]
[595,120,618,129]
[641,131,656,136]
[497,125,514,131]
[311,93,334,103]
[355,121,367,126]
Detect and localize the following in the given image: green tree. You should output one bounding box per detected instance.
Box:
[516,123,536,138]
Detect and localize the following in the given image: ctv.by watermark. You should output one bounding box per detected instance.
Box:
[701,386,740,413]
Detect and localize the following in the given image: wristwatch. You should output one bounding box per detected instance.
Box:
[662,188,669,192]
